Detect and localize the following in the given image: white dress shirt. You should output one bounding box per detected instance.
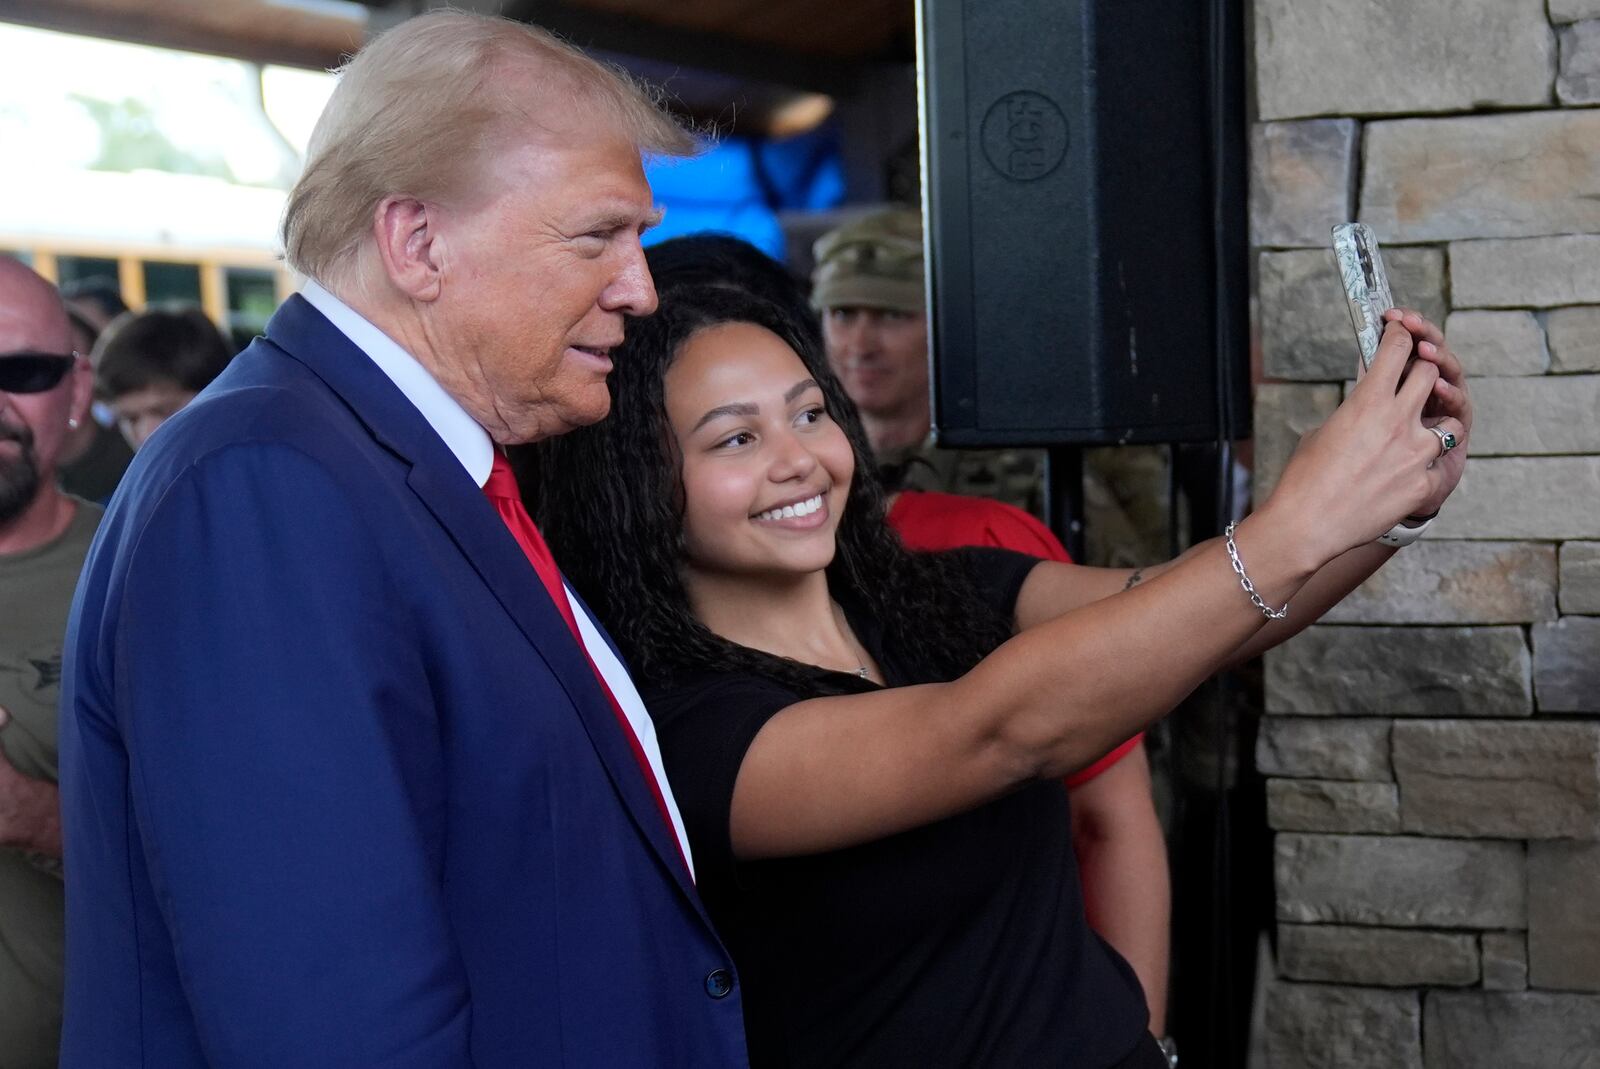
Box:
[300,282,695,877]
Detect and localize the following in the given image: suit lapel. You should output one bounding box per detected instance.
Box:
[262,297,701,906]
[404,459,701,903]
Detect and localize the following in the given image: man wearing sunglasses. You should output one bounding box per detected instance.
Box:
[0,255,98,1069]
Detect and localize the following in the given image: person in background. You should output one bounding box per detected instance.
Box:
[812,208,1173,569]
[638,232,1173,1040]
[51,281,133,501]
[525,274,1468,1066]
[0,256,102,1069]
[58,12,746,1067]
[59,277,128,334]
[91,304,234,451]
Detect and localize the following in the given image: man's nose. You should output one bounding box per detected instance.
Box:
[602,243,658,317]
[133,417,163,449]
[835,319,878,358]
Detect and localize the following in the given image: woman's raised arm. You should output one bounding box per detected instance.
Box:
[729,311,1469,860]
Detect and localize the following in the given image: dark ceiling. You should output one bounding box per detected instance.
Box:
[493,0,915,95]
[0,0,916,133]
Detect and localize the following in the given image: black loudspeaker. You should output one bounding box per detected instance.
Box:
[918,0,1250,446]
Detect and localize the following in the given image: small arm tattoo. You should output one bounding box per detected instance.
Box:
[1122,568,1146,592]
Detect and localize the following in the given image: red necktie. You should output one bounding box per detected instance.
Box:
[482,453,691,878]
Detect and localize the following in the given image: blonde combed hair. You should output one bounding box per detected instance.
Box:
[282,10,696,290]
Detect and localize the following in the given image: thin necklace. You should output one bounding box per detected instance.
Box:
[827,601,872,680]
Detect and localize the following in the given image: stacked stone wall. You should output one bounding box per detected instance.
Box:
[1250,1,1600,1063]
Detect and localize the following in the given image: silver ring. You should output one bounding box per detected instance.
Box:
[1428,425,1458,456]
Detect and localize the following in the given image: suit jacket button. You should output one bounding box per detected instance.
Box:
[704,968,734,999]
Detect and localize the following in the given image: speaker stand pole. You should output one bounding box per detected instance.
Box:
[1044,446,1086,564]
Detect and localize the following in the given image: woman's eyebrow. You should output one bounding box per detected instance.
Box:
[784,378,819,403]
[692,401,758,433]
[689,379,820,432]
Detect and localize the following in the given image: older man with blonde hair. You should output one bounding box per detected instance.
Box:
[60,13,747,1067]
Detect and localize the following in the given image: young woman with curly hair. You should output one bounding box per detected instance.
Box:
[519,278,1470,1068]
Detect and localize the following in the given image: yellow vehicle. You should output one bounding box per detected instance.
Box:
[1,236,294,350]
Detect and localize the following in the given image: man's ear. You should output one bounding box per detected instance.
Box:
[372,195,443,303]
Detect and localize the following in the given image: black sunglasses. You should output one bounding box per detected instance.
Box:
[0,352,77,394]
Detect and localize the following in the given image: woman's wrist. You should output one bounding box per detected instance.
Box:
[1239,500,1337,582]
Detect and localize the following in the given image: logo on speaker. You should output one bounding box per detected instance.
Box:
[981,91,1068,181]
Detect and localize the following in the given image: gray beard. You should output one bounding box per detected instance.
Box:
[0,423,41,525]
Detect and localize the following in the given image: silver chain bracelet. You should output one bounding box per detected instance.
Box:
[1224,521,1289,621]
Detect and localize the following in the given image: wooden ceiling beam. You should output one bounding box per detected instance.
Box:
[503,0,858,95]
[0,0,364,70]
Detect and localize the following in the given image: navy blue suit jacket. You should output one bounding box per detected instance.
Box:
[59,297,748,1067]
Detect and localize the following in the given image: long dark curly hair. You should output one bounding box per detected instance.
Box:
[518,277,1013,696]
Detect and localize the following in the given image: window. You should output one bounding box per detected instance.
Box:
[142,261,203,305]
[225,267,278,350]
[56,255,119,290]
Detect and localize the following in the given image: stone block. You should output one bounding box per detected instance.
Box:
[1276,833,1525,929]
[1482,931,1529,992]
[1260,247,1446,380]
[1529,841,1600,991]
[1393,720,1600,839]
[1468,375,1600,455]
[1265,626,1532,717]
[1560,20,1600,103]
[1555,0,1600,23]
[1251,382,1341,506]
[1322,541,1556,625]
[1548,306,1600,372]
[1268,779,1400,833]
[1256,717,1392,781]
[1560,542,1600,614]
[1278,924,1477,987]
[1533,616,1600,714]
[1250,119,1358,248]
[1425,992,1600,1069]
[1255,0,1553,120]
[1261,981,1421,1069]
[1362,111,1600,243]
[1452,236,1600,309]
[1443,311,1547,377]
[1432,458,1600,541]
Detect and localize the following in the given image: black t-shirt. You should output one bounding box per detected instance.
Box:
[646,548,1150,1068]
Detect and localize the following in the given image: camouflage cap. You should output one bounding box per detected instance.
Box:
[810,208,925,314]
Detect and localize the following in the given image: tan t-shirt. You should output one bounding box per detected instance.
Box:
[0,499,102,1069]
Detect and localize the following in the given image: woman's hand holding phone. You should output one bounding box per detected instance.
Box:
[1264,309,1470,562]
[1384,307,1472,518]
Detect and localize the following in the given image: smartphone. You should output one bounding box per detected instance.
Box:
[1331,223,1394,371]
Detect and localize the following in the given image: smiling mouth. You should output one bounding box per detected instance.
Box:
[570,344,615,360]
[752,492,826,523]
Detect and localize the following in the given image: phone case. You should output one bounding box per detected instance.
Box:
[1331,223,1394,371]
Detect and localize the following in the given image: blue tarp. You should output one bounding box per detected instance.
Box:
[644,125,844,261]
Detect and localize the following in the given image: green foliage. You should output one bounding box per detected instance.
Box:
[71,93,237,182]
